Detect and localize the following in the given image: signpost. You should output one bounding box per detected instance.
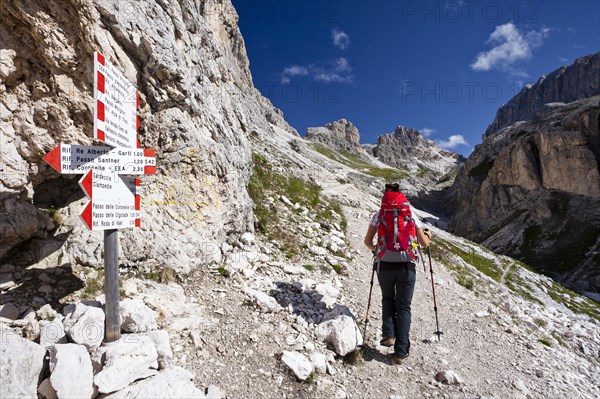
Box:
[43,51,155,343]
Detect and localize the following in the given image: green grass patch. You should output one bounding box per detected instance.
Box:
[538,337,552,347]
[81,270,105,300]
[302,264,315,272]
[46,207,63,225]
[547,281,600,321]
[437,240,503,282]
[248,153,348,260]
[313,143,409,181]
[456,275,475,290]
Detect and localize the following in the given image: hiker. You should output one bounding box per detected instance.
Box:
[363,182,431,363]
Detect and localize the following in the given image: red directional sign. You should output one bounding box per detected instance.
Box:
[94,51,139,148]
[78,168,141,230]
[43,144,156,175]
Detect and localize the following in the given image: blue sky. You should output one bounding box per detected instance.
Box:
[232,1,600,156]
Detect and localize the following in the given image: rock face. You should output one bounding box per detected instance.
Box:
[485,52,600,136]
[306,119,362,152]
[447,93,600,295]
[373,125,465,175]
[0,325,46,398]
[0,0,296,272]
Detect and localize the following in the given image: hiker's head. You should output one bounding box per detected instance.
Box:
[384,183,400,192]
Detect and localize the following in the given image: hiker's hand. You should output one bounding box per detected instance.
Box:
[424,229,432,239]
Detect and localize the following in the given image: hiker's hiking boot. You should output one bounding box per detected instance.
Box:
[392,353,409,364]
[379,337,395,347]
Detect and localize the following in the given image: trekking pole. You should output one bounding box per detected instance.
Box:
[427,246,443,341]
[363,254,376,342]
[418,248,426,273]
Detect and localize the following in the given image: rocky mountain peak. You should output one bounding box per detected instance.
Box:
[485,52,600,136]
[373,125,464,176]
[305,118,361,151]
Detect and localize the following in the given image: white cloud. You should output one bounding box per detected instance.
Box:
[281,57,353,84]
[332,29,350,50]
[471,23,550,74]
[420,127,436,137]
[436,135,469,149]
[281,65,309,84]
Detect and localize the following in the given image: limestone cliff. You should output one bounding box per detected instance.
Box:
[447,95,600,295]
[0,0,295,271]
[485,52,600,136]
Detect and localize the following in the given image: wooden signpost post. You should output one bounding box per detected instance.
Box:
[43,52,156,343]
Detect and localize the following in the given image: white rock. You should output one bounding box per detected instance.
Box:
[94,334,159,394]
[120,298,159,333]
[513,380,529,395]
[38,378,58,399]
[310,352,327,374]
[336,387,347,398]
[283,265,305,275]
[281,351,314,381]
[315,283,340,299]
[0,325,46,398]
[240,232,255,246]
[316,315,363,356]
[435,370,463,384]
[101,367,205,398]
[475,311,489,318]
[304,342,315,352]
[40,320,68,348]
[309,246,328,256]
[0,302,19,321]
[243,287,281,313]
[145,330,173,369]
[327,241,340,253]
[63,303,105,350]
[49,344,94,399]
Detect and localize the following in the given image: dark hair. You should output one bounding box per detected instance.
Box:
[384,183,400,192]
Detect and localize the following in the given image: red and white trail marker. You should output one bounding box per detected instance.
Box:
[94,51,140,148]
[43,51,155,232]
[78,169,141,230]
[43,144,156,175]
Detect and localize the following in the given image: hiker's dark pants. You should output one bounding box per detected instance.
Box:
[376,262,416,357]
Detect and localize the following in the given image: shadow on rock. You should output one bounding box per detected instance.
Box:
[270,281,355,325]
[0,231,84,312]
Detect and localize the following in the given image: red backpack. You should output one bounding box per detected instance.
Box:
[376,191,418,263]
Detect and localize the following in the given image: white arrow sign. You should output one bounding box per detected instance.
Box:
[78,168,141,230]
[43,144,156,175]
[94,51,139,148]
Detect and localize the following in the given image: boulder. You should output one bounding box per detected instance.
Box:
[0,325,46,398]
[101,367,208,398]
[40,319,68,348]
[281,351,314,381]
[120,298,159,333]
[94,334,159,394]
[316,315,363,356]
[310,352,327,374]
[63,302,105,350]
[144,330,173,369]
[242,287,280,313]
[49,344,94,398]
